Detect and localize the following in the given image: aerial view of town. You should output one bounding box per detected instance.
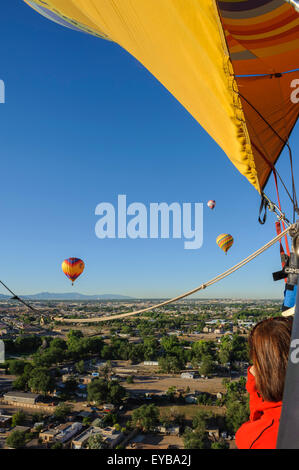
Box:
[0,297,282,450]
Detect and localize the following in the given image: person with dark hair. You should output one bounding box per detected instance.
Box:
[235,316,293,449]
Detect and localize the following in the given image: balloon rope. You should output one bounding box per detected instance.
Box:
[54,225,293,323]
[0,279,39,313]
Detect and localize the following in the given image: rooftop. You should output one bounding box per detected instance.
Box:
[4,391,40,399]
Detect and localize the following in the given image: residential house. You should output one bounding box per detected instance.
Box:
[13,425,31,433]
[72,426,123,449]
[79,375,95,385]
[72,426,103,449]
[203,327,212,333]
[157,425,180,436]
[100,427,124,448]
[181,372,195,380]
[0,413,12,429]
[40,422,82,445]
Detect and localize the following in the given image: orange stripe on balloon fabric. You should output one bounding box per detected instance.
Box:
[221,3,290,27]
[222,5,295,31]
[231,18,299,41]
[236,25,299,49]
[223,10,299,37]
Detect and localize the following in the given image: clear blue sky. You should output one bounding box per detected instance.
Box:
[0,1,298,299]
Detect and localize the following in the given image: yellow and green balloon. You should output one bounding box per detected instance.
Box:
[216,234,234,255]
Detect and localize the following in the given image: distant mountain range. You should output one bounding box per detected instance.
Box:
[0,292,134,301]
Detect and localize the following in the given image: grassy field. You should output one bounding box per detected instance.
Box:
[157,403,226,419]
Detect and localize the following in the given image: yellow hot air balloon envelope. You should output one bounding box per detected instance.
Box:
[62,258,85,285]
[216,234,234,254]
[23,0,299,193]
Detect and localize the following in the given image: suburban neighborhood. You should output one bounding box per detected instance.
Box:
[0,297,281,450]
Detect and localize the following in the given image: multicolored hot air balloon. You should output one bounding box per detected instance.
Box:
[62,258,85,285]
[216,234,234,254]
[207,200,216,210]
[23,0,299,196]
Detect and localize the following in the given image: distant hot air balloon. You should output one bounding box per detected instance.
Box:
[62,258,85,285]
[216,234,234,255]
[207,200,216,210]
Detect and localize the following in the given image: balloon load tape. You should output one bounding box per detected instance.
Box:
[282,306,295,317]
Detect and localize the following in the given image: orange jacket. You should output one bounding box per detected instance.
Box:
[235,368,282,449]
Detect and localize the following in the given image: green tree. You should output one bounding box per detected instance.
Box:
[199,355,215,377]
[67,330,84,345]
[6,430,26,449]
[75,360,85,374]
[12,363,34,391]
[218,335,249,365]
[14,335,42,354]
[211,439,229,449]
[160,407,184,427]
[51,442,63,449]
[8,360,29,376]
[121,325,131,335]
[223,377,247,402]
[158,356,183,374]
[101,345,112,360]
[143,337,159,361]
[54,403,73,421]
[160,336,186,364]
[33,348,64,367]
[166,386,177,402]
[88,379,110,404]
[12,410,26,427]
[87,434,107,449]
[82,416,92,426]
[13,374,29,391]
[183,426,207,449]
[192,410,211,431]
[50,338,67,350]
[28,367,55,393]
[131,404,160,432]
[192,340,215,361]
[63,378,78,397]
[225,401,249,434]
[87,379,126,405]
[107,382,127,405]
[31,412,45,424]
[102,413,117,427]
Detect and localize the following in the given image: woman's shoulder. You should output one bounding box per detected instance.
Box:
[236,407,281,449]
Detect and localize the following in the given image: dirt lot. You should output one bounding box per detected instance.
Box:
[123,374,227,395]
[127,433,184,449]
[157,404,226,419]
[180,333,221,342]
